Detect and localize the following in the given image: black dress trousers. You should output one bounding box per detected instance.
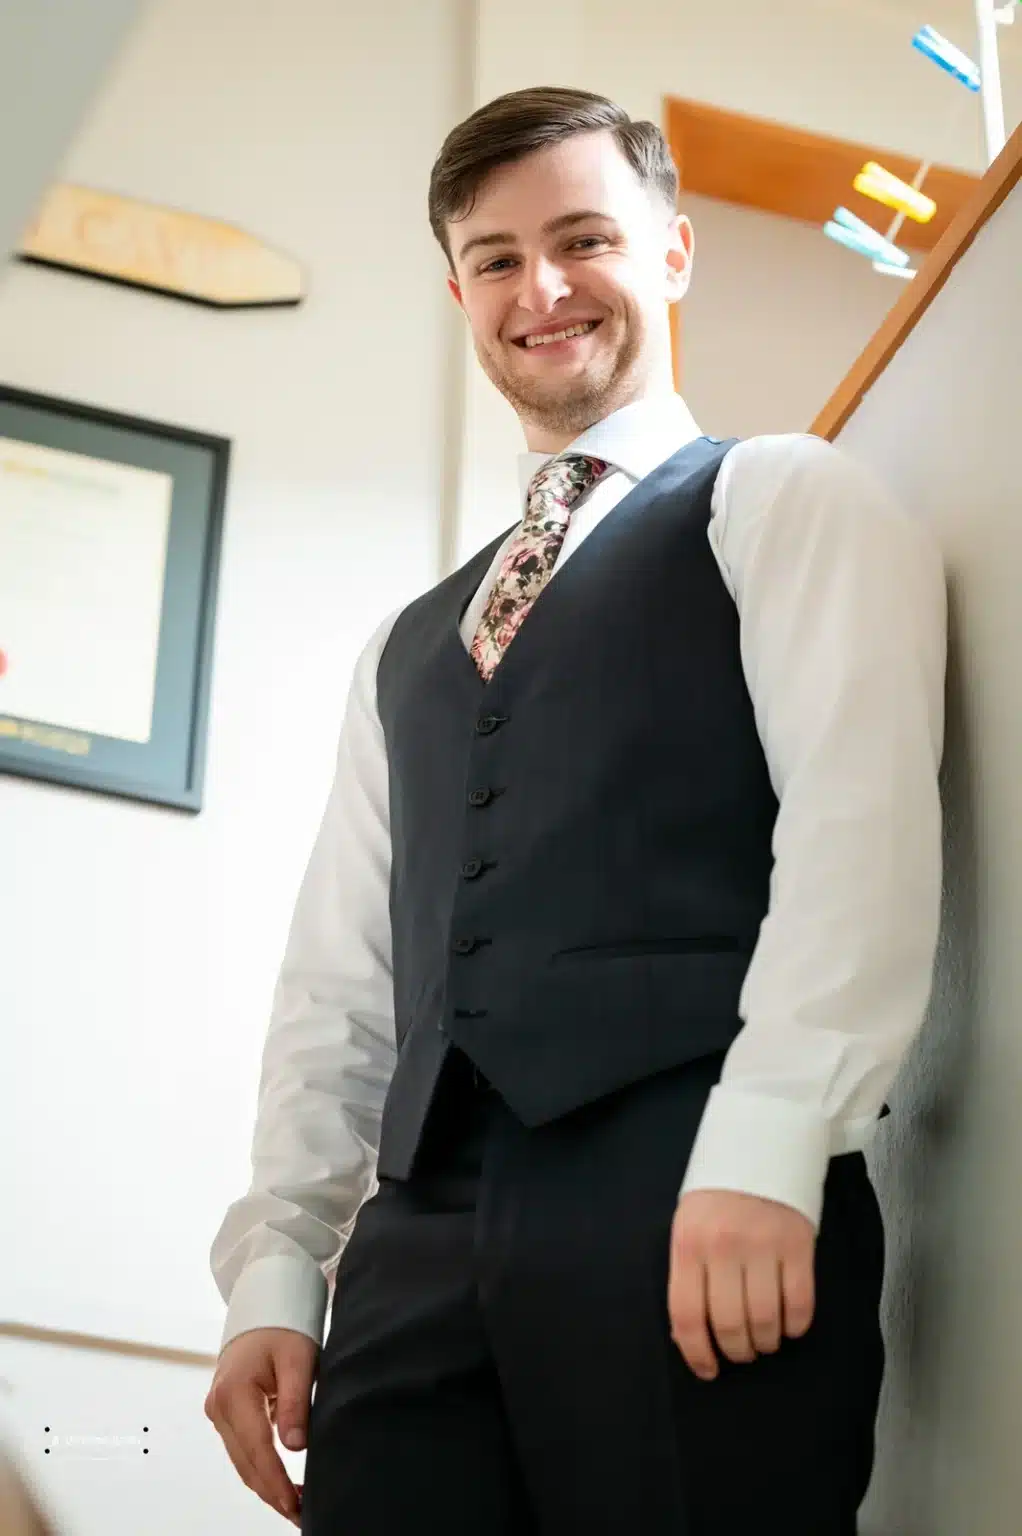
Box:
[300,1048,885,1535]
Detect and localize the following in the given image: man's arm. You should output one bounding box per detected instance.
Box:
[669,433,947,1377]
[209,608,401,1356]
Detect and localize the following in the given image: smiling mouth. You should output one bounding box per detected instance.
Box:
[513,320,602,349]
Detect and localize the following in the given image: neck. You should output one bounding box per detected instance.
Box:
[520,376,678,455]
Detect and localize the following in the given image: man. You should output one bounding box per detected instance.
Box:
[205,87,946,1533]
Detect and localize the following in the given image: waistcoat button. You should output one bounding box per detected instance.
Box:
[468,788,493,807]
[475,714,506,735]
[452,936,481,955]
[461,858,484,879]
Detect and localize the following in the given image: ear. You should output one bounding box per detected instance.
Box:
[665,214,694,304]
[447,272,464,309]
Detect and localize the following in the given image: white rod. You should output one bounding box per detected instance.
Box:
[974,0,1007,164]
[883,160,934,244]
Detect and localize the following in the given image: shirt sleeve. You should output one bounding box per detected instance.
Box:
[679,433,947,1228]
[209,608,401,1354]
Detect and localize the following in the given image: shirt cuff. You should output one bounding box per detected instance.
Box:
[218,1253,329,1357]
[679,1086,831,1229]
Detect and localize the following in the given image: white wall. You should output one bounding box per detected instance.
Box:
[3,1,1021,1532]
[1,0,468,1527]
[0,0,147,261]
[0,0,466,1349]
[673,191,904,439]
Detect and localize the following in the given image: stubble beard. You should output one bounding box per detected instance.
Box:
[478,321,648,441]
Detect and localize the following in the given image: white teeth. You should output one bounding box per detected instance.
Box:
[523,321,598,348]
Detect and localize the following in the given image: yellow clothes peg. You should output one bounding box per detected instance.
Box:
[853,162,937,223]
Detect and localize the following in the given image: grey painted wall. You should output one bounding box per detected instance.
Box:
[0,0,146,264]
[839,174,1022,1533]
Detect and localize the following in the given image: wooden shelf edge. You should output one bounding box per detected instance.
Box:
[0,1320,217,1369]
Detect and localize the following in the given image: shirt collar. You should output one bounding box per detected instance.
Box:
[516,393,703,505]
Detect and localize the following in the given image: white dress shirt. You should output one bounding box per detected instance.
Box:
[210,393,947,1355]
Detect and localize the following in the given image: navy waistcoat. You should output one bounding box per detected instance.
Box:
[373,435,779,1180]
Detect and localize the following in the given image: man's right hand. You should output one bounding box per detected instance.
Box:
[204,1327,319,1527]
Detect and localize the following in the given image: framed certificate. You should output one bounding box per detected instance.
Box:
[0,385,229,811]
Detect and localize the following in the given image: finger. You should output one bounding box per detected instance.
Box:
[284,1479,304,1528]
[223,1414,300,1522]
[706,1257,755,1364]
[270,1361,316,1452]
[743,1254,783,1355]
[206,1405,256,1498]
[215,1387,301,1520]
[668,1250,718,1380]
[781,1248,816,1339]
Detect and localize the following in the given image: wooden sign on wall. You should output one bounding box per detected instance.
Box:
[18,184,304,308]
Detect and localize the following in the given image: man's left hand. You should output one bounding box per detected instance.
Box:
[667,1190,816,1381]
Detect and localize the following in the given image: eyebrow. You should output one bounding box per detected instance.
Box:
[457,209,614,264]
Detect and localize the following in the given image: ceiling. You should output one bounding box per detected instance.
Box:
[816,0,1010,13]
[811,0,1021,56]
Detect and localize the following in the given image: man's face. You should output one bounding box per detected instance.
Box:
[447,130,692,449]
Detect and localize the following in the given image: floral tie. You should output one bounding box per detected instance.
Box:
[470,454,608,682]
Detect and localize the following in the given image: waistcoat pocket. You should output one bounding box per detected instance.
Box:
[551,936,749,962]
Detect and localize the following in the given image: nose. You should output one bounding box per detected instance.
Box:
[516,253,572,315]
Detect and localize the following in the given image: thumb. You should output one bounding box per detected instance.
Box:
[276,1358,314,1451]
[279,1402,307,1451]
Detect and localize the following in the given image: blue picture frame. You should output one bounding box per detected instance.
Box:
[0,385,229,812]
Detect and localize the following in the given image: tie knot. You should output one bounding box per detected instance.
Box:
[525,454,608,524]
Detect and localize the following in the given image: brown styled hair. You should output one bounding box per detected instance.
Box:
[428,86,678,269]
